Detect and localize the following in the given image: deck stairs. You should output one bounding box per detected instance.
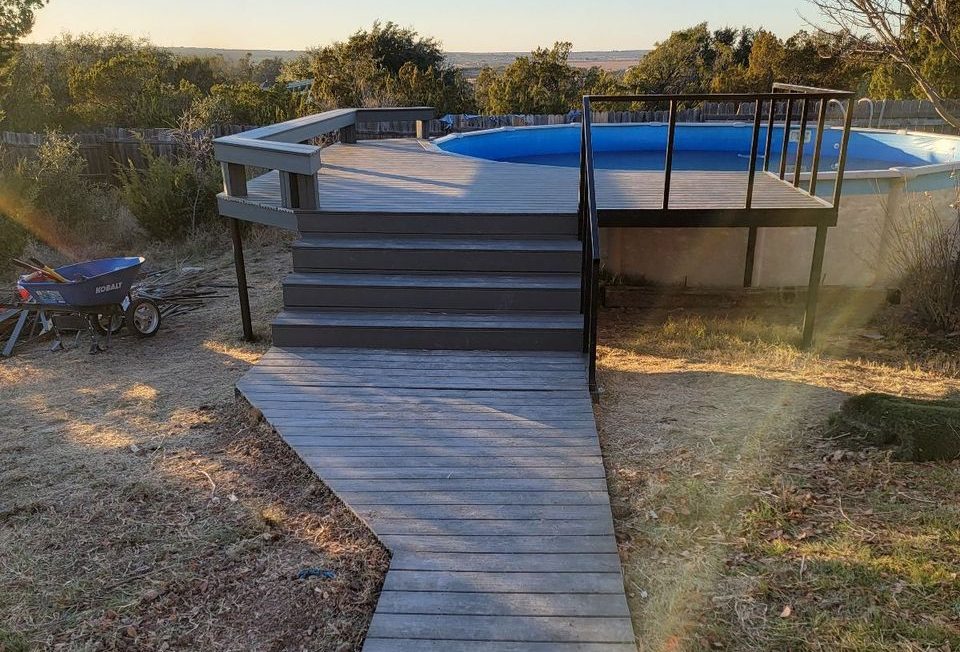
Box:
[272,211,585,351]
[238,206,638,649]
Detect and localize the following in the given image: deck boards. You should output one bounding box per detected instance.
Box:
[238,348,636,650]
[220,138,826,219]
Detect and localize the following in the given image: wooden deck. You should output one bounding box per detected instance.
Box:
[219,139,828,225]
[238,348,636,650]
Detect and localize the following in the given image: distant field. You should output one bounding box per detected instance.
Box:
[569,59,638,71]
[164,46,646,70]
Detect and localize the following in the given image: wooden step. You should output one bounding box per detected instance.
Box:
[282,272,582,311]
[297,211,578,236]
[271,310,584,350]
[292,237,582,273]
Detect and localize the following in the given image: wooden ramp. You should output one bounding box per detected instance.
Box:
[238,347,636,650]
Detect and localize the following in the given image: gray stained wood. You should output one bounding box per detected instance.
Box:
[238,348,636,650]
[219,138,826,220]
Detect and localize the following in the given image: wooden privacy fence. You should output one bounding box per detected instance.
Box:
[0,125,255,180]
[2,98,956,178]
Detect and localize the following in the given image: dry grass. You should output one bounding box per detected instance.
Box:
[0,232,386,651]
[597,307,960,651]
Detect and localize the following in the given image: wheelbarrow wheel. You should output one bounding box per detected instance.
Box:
[126,297,161,338]
[93,314,124,336]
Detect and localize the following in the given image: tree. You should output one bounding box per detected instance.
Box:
[184,81,302,127]
[293,21,470,111]
[67,46,199,127]
[0,0,46,68]
[810,0,960,128]
[0,0,47,123]
[624,24,717,94]
[475,42,587,114]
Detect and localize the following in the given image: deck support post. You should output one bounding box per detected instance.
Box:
[230,217,255,342]
[221,162,247,197]
[743,227,758,287]
[801,224,828,349]
[416,119,429,140]
[279,171,319,210]
[339,124,357,144]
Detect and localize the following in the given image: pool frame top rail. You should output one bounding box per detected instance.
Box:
[578,83,857,393]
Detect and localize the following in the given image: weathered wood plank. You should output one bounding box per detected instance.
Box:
[366,613,635,643]
[377,535,617,554]
[354,504,612,521]
[387,552,623,573]
[363,640,637,651]
[313,466,606,480]
[301,455,604,468]
[330,478,608,493]
[367,517,613,536]
[381,571,625,593]
[375,591,630,617]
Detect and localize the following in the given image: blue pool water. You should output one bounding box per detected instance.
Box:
[435,123,960,179]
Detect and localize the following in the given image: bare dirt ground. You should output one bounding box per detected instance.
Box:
[6,233,960,652]
[0,233,387,651]
[597,307,960,651]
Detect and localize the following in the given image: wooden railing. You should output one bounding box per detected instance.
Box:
[213,107,434,210]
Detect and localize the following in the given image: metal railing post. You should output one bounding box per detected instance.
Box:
[663,99,678,209]
[763,98,776,173]
[793,98,810,187]
[809,99,827,196]
[832,98,855,207]
[779,96,794,179]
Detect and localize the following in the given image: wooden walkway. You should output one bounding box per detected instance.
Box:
[220,139,827,222]
[238,348,636,650]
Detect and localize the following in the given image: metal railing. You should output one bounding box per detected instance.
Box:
[578,84,856,394]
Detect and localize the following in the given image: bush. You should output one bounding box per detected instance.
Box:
[117,133,221,240]
[0,133,115,271]
[830,392,960,461]
[886,185,960,332]
[22,132,101,230]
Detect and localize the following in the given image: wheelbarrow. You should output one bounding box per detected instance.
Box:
[16,256,162,352]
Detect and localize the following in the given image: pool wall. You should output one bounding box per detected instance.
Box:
[437,124,960,289]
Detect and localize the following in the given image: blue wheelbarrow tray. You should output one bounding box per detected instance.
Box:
[19,257,145,307]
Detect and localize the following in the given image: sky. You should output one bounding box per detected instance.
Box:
[25,0,817,52]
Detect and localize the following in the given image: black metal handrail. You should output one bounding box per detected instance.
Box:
[578,84,856,394]
[578,97,602,394]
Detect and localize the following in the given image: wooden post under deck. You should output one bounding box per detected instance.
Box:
[801,224,828,348]
[743,227,758,287]
[230,218,255,342]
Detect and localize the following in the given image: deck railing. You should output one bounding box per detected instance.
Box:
[578,84,856,394]
[213,107,434,211]
[213,106,434,341]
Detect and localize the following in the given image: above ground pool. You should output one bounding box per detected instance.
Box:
[434,123,960,195]
[433,123,960,290]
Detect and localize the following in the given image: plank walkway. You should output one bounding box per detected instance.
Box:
[238,348,636,650]
[222,138,827,218]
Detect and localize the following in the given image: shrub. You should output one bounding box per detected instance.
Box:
[886,184,960,332]
[0,133,114,270]
[117,132,221,240]
[22,132,100,230]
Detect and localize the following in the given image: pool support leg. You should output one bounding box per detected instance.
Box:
[230,218,255,342]
[743,227,758,288]
[801,224,828,349]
